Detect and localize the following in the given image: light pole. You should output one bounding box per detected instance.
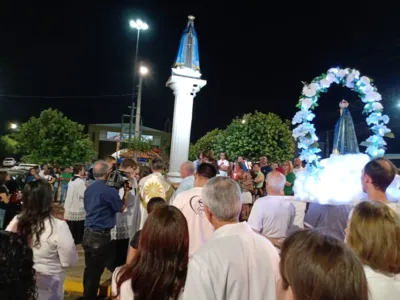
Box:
[128,19,149,143]
[10,123,18,130]
[135,65,149,139]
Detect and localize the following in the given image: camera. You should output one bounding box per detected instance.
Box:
[106,168,132,190]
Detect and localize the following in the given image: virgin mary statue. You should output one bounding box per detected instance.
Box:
[332,100,359,155]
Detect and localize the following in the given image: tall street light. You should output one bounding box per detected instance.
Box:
[128,19,149,143]
[10,123,18,129]
[135,65,149,139]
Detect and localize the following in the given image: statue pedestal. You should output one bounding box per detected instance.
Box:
[166,71,206,184]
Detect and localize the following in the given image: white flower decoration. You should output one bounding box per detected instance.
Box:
[365,91,382,102]
[302,83,319,97]
[301,98,313,109]
[346,73,355,88]
[326,73,336,83]
[360,76,370,85]
[337,69,346,79]
[319,78,331,88]
[360,85,373,94]
[372,102,383,110]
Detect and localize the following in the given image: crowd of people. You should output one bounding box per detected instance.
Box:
[0,151,399,300]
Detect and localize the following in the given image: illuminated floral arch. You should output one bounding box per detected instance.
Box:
[292,67,393,170]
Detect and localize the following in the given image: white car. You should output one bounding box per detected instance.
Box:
[3,157,17,167]
[12,163,41,172]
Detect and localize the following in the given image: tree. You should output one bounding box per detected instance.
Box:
[121,138,153,153]
[189,129,225,160]
[214,112,295,162]
[2,108,95,166]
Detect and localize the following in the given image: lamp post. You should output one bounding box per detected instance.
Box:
[135,65,149,139]
[10,123,18,130]
[128,19,149,143]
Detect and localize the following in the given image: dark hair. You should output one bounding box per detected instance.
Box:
[0,231,37,300]
[364,157,396,192]
[115,206,189,300]
[73,164,84,175]
[17,180,54,247]
[280,229,368,300]
[147,197,166,214]
[201,150,219,172]
[197,163,217,179]
[121,158,138,170]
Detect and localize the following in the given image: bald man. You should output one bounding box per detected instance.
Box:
[170,161,195,203]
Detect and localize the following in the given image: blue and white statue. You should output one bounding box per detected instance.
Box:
[172,15,201,78]
[332,100,359,155]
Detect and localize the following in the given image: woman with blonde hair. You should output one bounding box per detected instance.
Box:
[346,201,400,300]
[282,160,296,196]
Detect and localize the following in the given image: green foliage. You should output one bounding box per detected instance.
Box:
[1,135,18,154]
[1,108,95,166]
[121,138,153,153]
[189,143,196,161]
[214,112,295,162]
[190,129,225,160]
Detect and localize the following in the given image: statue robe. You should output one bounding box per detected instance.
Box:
[332,107,359,155]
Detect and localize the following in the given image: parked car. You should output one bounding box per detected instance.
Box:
[11,163,41,172]
[2,157,17,167]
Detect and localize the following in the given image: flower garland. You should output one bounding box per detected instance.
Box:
[292,67,393,170]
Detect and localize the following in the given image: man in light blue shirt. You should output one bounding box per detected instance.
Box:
[171,161,195,203]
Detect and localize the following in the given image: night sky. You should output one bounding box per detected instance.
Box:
[0,1,399,151]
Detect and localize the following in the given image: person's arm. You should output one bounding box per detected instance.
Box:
[285,173,296,187]
[219,161,229,172]
[0,185,9,204]
[126,230,140,264]
[254,173,264,183]
[57,221,78,267]
[0,192,9,203]
[48,176,56,184]
[111,267,122,300]
[126,246,138,265]
[108,188,125,213]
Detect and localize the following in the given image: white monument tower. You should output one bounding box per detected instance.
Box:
[166,15,206,183]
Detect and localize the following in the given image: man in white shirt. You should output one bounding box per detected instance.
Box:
[217,152,229,176]
[171,161,195,202]
[248,171,295,248]
[184,177,280,300]
[173,163,217,256]
[293,157,304,174]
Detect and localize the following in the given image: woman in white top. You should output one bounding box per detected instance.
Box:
[346,201,400,300]
[112,205,188,300]
[6,179,78,300]
[64,164,87,244]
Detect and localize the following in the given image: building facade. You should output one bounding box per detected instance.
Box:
[88,123,171,159]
